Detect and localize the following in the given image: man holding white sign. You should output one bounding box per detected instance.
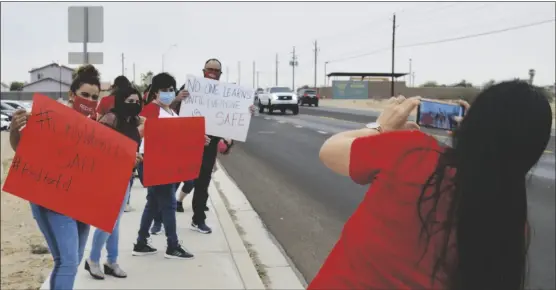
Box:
[174,59,256,234]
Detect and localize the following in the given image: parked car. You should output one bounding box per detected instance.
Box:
[0,102,16,120]
[257,87,299,115]
[2,100,31,112]
[1,113,11,131]
[297,88,319,107]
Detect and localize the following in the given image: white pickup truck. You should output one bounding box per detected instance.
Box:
[257,87,299,115]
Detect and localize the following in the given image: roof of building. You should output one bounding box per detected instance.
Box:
[327,72,408,78]
[20,77,71,89]
[29,63,75,73]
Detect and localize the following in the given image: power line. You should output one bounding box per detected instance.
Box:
[327,18,555,64]
[398,18,555,49]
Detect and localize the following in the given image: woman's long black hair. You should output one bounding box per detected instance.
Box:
[416,80,553,290]
[111,86,142,131]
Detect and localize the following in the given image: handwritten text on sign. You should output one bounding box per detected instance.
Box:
[1,94,137,233]
[179,75,254,142]
[142,117,205,187]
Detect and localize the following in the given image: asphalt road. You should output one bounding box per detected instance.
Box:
[218,107,555,288]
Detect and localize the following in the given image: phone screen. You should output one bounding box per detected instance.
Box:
[417,100,465,130]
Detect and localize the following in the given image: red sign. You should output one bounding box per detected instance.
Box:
[142,117,205,187]
[2,94,136,233]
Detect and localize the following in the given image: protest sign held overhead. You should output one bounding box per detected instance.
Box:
[2,94,137,233]
[179,75,254,142]
[142,117,206,187]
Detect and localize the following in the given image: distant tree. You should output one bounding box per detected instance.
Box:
[453,80,473,88]
[138,71,154,92]
[421,81,439,87]
[9,81,24,91]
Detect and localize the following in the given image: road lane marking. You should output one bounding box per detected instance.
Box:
[294,125,303,128]
[317,130,328,134]
[277,120,286,124]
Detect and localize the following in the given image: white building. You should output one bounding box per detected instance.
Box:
[21,63,75,92]
[0,82,9,92]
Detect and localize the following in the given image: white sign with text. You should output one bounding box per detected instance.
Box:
[178,75,254,142]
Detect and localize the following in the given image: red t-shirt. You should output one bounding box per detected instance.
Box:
[96,95,115,116]
[308,130,455,290]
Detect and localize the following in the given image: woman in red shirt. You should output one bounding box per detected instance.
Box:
[312,80,553,290]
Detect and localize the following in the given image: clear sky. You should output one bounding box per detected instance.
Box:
[1,1,555,89]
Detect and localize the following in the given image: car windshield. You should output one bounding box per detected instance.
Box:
[1,103,16,110]
[304,90,317,94]
[6,102,24,109]
[270,87,292,93]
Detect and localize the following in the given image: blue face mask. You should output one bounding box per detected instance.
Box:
[158,91,176,105]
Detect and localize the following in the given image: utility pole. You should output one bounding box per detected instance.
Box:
[226,66,229,83]
[121,53,125,76]
[238,61,241,85]
[275,53,279,86]
[324,61,329,86]
[252,61,256,88]
[408,58,412,87]
[133,63,136,84]
[313,41,319,88]
[256,71,260,88]
[289,46,298,90]
[390,13,397,97]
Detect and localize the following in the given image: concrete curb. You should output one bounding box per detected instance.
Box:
[213,160,306,289]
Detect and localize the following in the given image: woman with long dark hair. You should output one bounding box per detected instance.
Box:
[84,86,143,280]
[310,80,553,290]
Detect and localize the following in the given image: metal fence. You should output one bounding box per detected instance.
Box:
[1,91,64,101]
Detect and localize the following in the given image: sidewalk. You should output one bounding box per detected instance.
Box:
[39,162,303,289]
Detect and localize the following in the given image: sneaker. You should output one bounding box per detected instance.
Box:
[165,243,194,260]
[176,201,184,213]
[191,222,212,234]
[132,241,158,256]
[103,262,127,278]
[124,204,134,212]
[84,259,105,280]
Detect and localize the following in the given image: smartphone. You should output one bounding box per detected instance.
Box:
[416,99,465,130]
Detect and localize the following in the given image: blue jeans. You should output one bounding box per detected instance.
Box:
[89,178,132,263]
[30,203,90,290]
[138,183,179,248]
[151,183,179,231]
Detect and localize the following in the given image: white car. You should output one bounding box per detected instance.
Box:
[257,87,299,115]
[2,100,31,112]
[1,113,10,131]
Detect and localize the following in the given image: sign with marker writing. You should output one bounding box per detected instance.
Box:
[142,117,205,187]
[2,94,136,233]
[179,75,254,142]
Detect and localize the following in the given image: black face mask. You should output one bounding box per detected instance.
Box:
[122,103,141,117]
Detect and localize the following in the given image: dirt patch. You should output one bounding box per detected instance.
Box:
[1,132,52,290]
